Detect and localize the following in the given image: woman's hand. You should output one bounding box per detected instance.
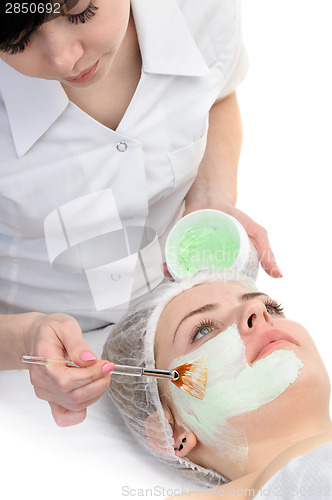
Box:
[183,201,282,279]
[161,201,281,279]
[21,313,113,426]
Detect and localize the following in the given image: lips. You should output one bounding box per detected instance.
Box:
[249,329,298,364]
[64,60,99,82]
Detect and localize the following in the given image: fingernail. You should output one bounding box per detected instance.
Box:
[273,266,283,278]
[160,263,167,274]
[80,352,97,362]
[102,362,114,375]
[276,266,283,277]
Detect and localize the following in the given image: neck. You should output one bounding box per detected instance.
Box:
[200,423,332,498]
[245,416,332,475]
[190,414,332,483]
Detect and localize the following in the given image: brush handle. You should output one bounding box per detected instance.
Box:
[112,364,177,380]
[142,368,179,380]
[21,357,177,380]
[21,356,78,367]
[112,364,142,376]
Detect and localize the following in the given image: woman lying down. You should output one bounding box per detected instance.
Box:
[102,271,332,498]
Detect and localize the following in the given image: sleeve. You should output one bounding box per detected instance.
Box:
[216,0,249,100]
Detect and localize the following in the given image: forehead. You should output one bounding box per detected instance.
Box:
[158,281,249,327]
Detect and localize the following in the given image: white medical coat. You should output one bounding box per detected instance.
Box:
[0,0,248,330]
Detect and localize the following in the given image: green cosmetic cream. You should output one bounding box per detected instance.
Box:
[165,209,259,280]
[177,224,240,275]
[169,324,303,464]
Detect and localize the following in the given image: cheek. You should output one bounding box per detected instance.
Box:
[98,4,130,42]
[92,23,125,54]
[169,325,304,457]
[282,320,316,350]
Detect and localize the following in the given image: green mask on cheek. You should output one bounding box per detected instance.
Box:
[169,324,303,465]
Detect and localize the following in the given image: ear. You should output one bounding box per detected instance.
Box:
[145,410,197,458]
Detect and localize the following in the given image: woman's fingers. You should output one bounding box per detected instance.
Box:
[30,361,114,428]
[49,402,87,427]
[183,203,282,278]
[50,360,113,391]
[36,377,111,412]
[30,361,113,396]
[26,313,115,426]
[247,223,282,278]
[34,372,112,425]
[42,313,98,367]
[49,384,111,426]
[222,206,283,279]
[160,262,174,281]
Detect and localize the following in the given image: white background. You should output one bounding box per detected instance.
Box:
[238,0,332,383]
[1,2,332,499]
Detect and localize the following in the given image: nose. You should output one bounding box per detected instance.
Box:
[237,299,274,338]
[41,26,84,74]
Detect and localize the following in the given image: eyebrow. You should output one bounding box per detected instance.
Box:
[241,291,268,301]
[173,303,219,342]
[172,291,268,342]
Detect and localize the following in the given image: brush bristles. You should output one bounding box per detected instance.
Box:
[171,356,207,400]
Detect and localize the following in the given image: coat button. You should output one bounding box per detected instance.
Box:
[116,142,127,152]
[111,274,121,281]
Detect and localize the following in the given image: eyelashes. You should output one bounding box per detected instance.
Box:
[190,298,285,343]
[68,2,98,24]
[190,319,223,343]
[264,298,284,315]
[3,2,99,55]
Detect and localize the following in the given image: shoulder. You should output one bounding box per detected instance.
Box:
[175,0,242,42]
[174,0,247,89]
[175,0,240,19]
[252,434,332,497]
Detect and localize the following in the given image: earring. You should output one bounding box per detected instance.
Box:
[175,437,187,452]
[179,437,186,451]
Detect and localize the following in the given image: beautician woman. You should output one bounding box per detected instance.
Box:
[0,0,281,426]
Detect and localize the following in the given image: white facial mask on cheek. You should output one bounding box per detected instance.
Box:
[169,324,304,465]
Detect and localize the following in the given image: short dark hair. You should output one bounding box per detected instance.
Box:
[0,0,78,52]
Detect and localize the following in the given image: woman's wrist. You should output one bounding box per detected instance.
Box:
[184,178,237,215]
[0,312,45,370]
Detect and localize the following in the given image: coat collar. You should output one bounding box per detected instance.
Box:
[0,62,69,157]
[0,0,210,157]
[131,0,210,77]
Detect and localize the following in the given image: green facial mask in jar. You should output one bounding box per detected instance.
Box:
[165,209,259,281]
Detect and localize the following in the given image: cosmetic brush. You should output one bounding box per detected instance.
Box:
[21,355,208,400]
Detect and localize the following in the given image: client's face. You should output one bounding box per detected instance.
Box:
[154,282,330,477]
[155,281,322,371]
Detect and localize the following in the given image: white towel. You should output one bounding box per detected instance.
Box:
[257,441,332,499]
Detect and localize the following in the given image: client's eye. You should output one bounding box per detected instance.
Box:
[264,299,284,316]
[191,319,222,343]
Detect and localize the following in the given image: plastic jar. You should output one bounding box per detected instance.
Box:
[165,209,259,281]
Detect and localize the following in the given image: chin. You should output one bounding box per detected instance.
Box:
[231,364,330,433]
[297,356,330,402]
[61,78,99,89]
